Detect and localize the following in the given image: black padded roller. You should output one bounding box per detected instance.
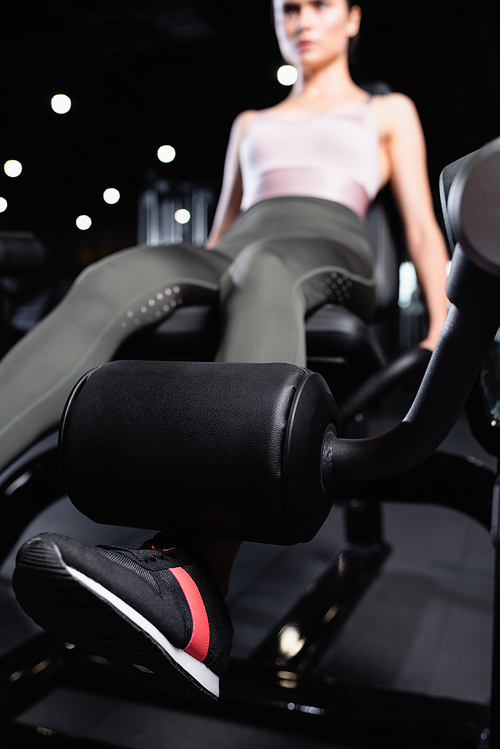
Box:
[59,361,339,545]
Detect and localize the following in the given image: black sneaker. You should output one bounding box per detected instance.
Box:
[13,533,233,701]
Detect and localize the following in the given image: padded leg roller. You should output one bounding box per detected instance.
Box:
[60,361,339,545]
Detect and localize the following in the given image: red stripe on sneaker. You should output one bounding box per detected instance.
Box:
[170,567,210,662]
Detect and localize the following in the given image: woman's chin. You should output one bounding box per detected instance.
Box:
[299,46,348,73]
[299,51,332,70]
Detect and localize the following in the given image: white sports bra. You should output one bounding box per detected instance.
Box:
[239,100,382,218]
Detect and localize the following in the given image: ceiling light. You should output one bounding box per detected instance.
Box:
[103,188,120,204]
[277,65,298,86]
[157,145,176,163]
[174,208,190,224]
[51,94,72,114]
[4,160,22,178]
[76,215,92,231]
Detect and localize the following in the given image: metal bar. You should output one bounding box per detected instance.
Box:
[0,441,64,567]
[0,624,489,749]
[488,474,500,749]
[52,652,490,749]
[331,306,499,481]
[251,542,390,672]
[0,634,67,720]
[343,499,384,545]
[336,450,495,530]
[0,719,119,748]
[220,662,489,748]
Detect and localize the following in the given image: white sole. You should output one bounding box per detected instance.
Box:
[66,562,219,698]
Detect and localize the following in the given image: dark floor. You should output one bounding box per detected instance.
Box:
[0,385,497,748]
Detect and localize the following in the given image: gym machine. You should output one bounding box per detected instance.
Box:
[1,138,500,748]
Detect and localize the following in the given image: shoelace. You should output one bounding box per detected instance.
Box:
[141,539,179,565]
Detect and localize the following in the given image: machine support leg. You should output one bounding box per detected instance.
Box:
[488,476,500,748]
[343,498,384,546]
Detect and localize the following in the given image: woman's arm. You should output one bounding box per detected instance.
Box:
[382,94,450,351]
[205,110,257,249]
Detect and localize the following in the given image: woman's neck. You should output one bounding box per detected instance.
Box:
[290,56,360,105]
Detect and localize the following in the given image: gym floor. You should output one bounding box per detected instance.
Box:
[0,383,496,748]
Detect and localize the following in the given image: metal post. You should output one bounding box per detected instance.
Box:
[489,473,500,748]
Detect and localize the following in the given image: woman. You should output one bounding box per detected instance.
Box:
[11,0,450,702]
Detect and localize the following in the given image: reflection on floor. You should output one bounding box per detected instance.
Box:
[1,386,496,748]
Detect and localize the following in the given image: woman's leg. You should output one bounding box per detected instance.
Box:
[11,226,376,701]
[0,243,230,473]
[216,235,376,366]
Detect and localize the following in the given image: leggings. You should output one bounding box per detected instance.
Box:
[0,196,375,473]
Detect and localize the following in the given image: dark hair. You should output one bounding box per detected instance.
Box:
[347,1,361,59]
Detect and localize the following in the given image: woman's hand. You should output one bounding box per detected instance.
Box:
[418,331,440,352]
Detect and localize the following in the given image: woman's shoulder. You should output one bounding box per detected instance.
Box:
[234,108,259,122]
[370,92,421,134]
[371,92,419,119]
[234,103,290,125]
[227,109,260,146]
[233,109,259,130]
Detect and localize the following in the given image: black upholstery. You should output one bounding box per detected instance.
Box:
[0,233,44,274]
[365,186,405,320]
[60,360,339,545]
[439,152,476,252]
[445,137,500,280]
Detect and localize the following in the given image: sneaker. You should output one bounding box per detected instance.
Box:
[13,532,233,701]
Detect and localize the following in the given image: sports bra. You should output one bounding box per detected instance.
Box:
[239,100,382,218]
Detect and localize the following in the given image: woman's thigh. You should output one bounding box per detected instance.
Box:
[216,235,376,366]
[0,243,230,471]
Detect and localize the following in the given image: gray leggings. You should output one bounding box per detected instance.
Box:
[0,197,375,472]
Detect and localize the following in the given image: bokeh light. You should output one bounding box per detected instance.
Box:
[103,188,120,205]
[51,94,72,114]
[277,65,298,86]
[174,208,191,224]
[4,160,22,178]
[157,145,176,163]
[0,197,7,213]
[398,262,417,308]
[76,215,92,231]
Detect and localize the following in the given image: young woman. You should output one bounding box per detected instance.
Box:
[11,0,450,702]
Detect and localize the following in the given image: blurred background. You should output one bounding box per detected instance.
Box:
[0,0,499,344]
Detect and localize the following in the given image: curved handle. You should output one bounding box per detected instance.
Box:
[339,346,432,425]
